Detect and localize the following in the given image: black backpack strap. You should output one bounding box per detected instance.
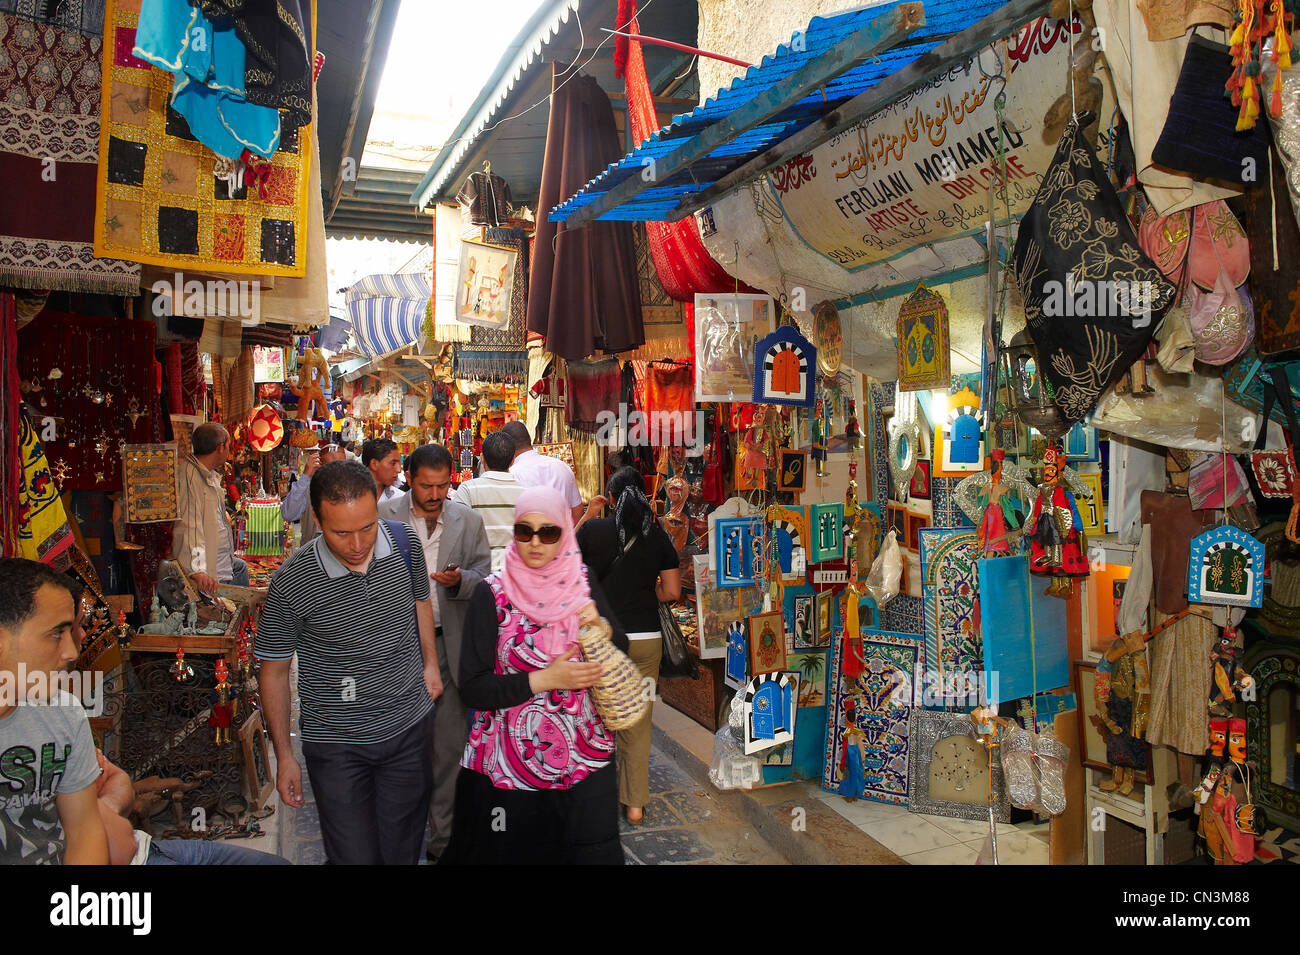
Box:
[383,519,423,600]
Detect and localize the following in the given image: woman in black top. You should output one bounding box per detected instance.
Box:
[576,467,681,824]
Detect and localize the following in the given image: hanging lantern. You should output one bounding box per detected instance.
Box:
[1001,329,1068,442]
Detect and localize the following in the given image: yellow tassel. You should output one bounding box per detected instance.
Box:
[1243,74,1256,103]
[1232,22,1246,47]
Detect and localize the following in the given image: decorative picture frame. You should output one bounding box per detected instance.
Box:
[815,589,834,648]
[752,325,816,408]
[1073,660,1153,784]
[121,443,179,523]
[907,709,1011,822]
[788,588,816,651]
[694,292,775,402]
[1186,524,1265,608]
[909,459,931,499]
[1065,421,1100,462]
[1076,469,1104,534]
[694,554,732,660]
[742,670,800,755]
[896,282,951,393]
[767,504,809,580]
[809,501,844,563]
[239,710,276,812]
[813,300,843,376]
[747,610,788,675]
[788,652,827,708]
[716,516,763,588]
[904,510,930,552]
[777,448,809,492]
[455,237,518,328]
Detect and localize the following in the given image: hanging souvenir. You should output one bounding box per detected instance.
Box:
[716,516,763,588]
[896,283,951,392]
[767,505,809,580]
[1025,446,1091,597]
[120,443,179,524]
[1012,115,1175,424]
[888,388,921,498]
[752,325,816,408]
[455,238,518,329]
[813,300,843,376]
[247,404,285,453]
[742,670,800,755]
[695,293,775,402]
[1186,525,1265,608]
[776,448,808,493]
[810,502,845,564]
[747,611,788,675]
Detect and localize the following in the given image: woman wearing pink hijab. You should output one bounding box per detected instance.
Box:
[439,486,630,864]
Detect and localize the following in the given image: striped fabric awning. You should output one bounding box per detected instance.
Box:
[344,273,431,357]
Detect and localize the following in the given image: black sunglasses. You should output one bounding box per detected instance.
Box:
[513,523,563,544]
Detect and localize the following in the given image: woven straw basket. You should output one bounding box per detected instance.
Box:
[578,617,649,731]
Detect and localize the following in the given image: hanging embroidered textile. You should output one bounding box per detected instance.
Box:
[616,1,751,302]
[95,0,312,276]
[457,226,529,380]
[0,13,141,294]
[822,629,920,805]
[16,404,75,567]
[1012,115,1175,424]
[1187,525,1265,608]
[896,283,951,392]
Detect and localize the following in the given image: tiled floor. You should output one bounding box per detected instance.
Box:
[803,781,1051,865]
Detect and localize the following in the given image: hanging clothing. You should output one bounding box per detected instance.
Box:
[1146,611,1215,755]
[190,0,313,131]
[527,69,644,359]
[565,357,620,433]
[455,172,512,228]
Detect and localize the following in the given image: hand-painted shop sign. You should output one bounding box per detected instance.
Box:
[769,16,1111,271]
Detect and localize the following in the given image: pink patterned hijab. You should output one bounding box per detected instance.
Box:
[500,486,591,657]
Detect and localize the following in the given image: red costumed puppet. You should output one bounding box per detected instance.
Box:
[1025,445,1090,597]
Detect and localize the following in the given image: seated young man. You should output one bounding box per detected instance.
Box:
[0,558,107,864]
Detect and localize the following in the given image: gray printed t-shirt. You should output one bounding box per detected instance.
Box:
[0,691,100,864]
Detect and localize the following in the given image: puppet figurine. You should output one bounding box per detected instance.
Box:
[845,399,862,451]
[810,398,828,475]
[1094,631,1150,795]
[838,699,868,801]
[209,658,237,745]
[741,405,776,487]
[1025,445,1090,597]
[1210,628,1253,716]
[288,348,330,422]
[975,450,1024,556]
[661,476,690,552]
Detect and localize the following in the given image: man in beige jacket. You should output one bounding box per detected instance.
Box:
[170,422,247,594]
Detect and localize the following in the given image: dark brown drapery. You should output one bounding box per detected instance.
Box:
[527,68,644,360]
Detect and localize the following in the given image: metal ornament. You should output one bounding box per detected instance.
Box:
[888,388,921,500]
[908,709,1012,823]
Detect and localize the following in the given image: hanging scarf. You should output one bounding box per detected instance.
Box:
[500,486,591,657]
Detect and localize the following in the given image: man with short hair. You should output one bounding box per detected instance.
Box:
[450,431,527,573]
[501,420,585,523]
[171,421,247,594]
[362,437,404,504]
[281,441,345,544]
[256,460,442,864]
[379,443,490,862]
[0,558,108,864]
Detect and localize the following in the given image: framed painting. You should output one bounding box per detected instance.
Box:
[121,443,179,523]
[896,283,951,392]
[809,501,844,563]
[716,516,763,588]
[752,325,816,408]
[904,510,930,552]
[1076,469,1104,534]
[788,651,828,707]
[1074,660,1153,784]
[456,238,518,328]
[694,292,774,402]
[784,585,816,650]
[747,610,788,675]
[767,504,809,580]
[777,448,809,493]
[815,588,834,648]
[694,554,735,660]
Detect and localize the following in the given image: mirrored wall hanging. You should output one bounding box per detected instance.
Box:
[897,282,951,392]
[1187,525,1264,608]
[888,387,921,499]
[908,709,1011,823]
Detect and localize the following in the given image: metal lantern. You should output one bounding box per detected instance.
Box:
[1001,329,1068,443]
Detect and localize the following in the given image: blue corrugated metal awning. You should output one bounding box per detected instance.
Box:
[551,0,1048,225]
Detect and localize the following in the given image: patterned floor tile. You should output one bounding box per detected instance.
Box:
[620,827,717,865]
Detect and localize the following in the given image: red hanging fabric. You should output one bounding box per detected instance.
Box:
[617,2,754,303]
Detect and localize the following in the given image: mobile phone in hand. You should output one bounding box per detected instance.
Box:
[441,562,459,573]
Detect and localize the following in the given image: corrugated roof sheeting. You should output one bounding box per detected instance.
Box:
[550,0,1008,222]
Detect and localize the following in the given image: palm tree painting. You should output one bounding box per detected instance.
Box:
[790,652,826,707]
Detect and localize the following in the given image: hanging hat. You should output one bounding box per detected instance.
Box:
[1188,201,1250,291]
[247,404,284,452]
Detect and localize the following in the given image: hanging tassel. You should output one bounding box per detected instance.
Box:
[1273,66,1285,116]
[1286,481,1300,542]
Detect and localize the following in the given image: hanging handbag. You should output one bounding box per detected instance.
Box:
[577,614,650,732]
[1249,366,1300,499]
[658,601,699,680]
[1013,113,1177,425]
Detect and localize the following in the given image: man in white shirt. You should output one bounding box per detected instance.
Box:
[362,437,404,504]
[378,443,490,862]
[501,421,585,524]
[451,431,526,573]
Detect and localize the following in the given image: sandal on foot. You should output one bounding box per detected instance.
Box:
[625,806,644,825]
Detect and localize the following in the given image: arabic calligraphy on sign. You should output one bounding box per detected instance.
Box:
[771,154,816,194]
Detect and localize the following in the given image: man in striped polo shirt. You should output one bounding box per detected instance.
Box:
[450,431,526,573]
[256,460,441,865]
